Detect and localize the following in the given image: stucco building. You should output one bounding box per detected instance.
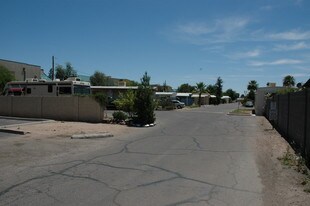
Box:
[0,59,42,81]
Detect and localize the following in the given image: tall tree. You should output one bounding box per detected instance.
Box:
[157,81,172,92]
[0,65,15,93]
[90,71,107,86]
[247,80,258,91]
[177,83,195,93]
[195,82,206,106]
[207,84,217,95]
[215,77,223,104]
[55,65,65,80]
[283,75,295,87]
[247,80,258,101]
[224,89,239,101]
[55,62,77,80]
[65,62,77,78]
[134,72,156,125]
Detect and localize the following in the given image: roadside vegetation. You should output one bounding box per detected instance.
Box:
[278,147,310,193]
[113,72,156,126]
[0,65,15,93]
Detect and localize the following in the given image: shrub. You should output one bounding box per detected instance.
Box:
[112,111,128,122]
[133,72,156,125]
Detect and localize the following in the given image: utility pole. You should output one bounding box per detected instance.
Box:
[52,56,55,81]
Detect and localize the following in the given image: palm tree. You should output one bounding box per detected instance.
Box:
[283,75,295,87]
[247,80,258,101]
[247,80,258,91]
[195,82,206,106]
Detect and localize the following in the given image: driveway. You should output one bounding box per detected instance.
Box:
[0,104,309,205]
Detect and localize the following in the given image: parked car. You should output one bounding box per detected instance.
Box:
[244,101,254,107]
[171,100,185,109]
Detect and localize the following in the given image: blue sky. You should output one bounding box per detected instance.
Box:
[1,0,309,94]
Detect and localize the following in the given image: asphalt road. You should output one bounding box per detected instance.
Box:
[0,104,265,206]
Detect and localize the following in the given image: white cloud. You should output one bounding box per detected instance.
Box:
[230,49,261,59]
[268,30,310,40]
[174,16,251,44]
[249,59,303,66]
[281,73,309,78]
[274,42,309,51]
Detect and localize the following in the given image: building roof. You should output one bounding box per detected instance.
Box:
[303,78,310,88]
[192,94,209,98]
[40,72,52,81]
[0,58,41,68]
[91,86,138,90]
[176,93,191,97]
[155,92,176,96]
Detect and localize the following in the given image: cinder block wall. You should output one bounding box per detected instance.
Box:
[78,96,103,122]
[42,96,79,121]
[0,96,12,116]
[12,96,42,118]
[0,96,103,122]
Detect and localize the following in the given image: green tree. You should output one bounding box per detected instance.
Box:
[55,62,77,80]
[90,71,108,86]
[114,90,136,118]
[224,89,239,101]
[247,80,258,101]
[207,84,217,94]
[134,72,156,125]
[65,62,77,78]
[0,65,15,93]
[215,77,223,104]
[157,81,173,92]
[195,82,207,106]
[48,68,53,79]
[55,65,66,80]
[177,83,195,93]
[283,75,295,87]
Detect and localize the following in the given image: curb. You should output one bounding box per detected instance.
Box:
[71,133,113,139]
[0,128,26,135]
[0,116,50,122]
[227,113,253,116]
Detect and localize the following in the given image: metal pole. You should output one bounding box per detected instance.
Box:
[52,56,55,81]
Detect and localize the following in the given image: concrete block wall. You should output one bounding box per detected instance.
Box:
[12,96,42,118]
[0,96,12,116]
[78,96,103,122]
[42,96,79,121]
[0,96,103,123]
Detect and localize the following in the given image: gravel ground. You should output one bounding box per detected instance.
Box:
[0,121,137,169]
[256,117,310,205]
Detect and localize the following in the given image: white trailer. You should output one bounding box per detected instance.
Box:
[2,78,91,96]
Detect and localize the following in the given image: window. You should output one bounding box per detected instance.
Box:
[27,88,31,94]
[59,87,72,95]
[74,85,91,95]
[48,85,53,93]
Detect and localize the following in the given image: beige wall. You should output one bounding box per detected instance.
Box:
[0,59,41,81]
[0,96,103,122]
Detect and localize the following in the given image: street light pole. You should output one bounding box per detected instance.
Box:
[52,56,55,81]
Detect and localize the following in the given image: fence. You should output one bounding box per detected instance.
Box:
[0,96,104,123]
[265,88,310,165]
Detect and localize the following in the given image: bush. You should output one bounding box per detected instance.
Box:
[112,111,128,122]
[91,93,108,108]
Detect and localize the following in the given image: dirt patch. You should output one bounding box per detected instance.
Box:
[255,117,310,205]
[0,121,137,169]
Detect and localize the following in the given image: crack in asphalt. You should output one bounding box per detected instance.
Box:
[86,162,146,172]
[0,112,263,205]
[191,136,203,149]
[142,164,261,195]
